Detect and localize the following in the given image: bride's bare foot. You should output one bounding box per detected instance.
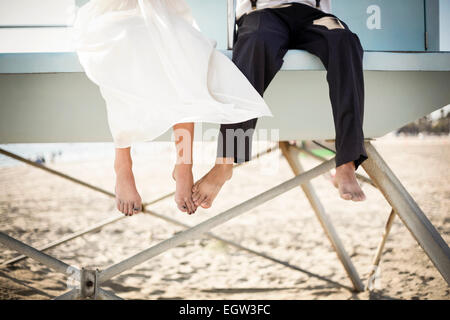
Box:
[192,163,233,209]
[172,164,197,214]
[332,161,366,201]
[114,165,142,216]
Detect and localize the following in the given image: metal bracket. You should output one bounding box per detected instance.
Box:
[80,268,99,299]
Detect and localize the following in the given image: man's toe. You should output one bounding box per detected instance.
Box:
[341,192,353,201]
[352,192,362,202]
[193,195,201,206]
[358,192,366,202]
[197,194,207,207]
[201,199,212,209]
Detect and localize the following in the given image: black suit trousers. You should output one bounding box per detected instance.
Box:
[217,3,368,169]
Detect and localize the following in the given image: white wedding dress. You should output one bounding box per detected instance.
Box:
[73,0,272,148]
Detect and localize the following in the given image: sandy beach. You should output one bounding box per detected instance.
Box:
[0,136,449,300]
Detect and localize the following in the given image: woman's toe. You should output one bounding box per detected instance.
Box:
[177,201,187,212]
[133,201,142,213]
[126,202,133,215]
[184,198,193,214]
[188,198,197,214]
[192,191,200,203]
[119,201,125,214]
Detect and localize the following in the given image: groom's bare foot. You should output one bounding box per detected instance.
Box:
[192,163,233,209]
[172,164,197,215]
[332,161,366,201]
[114,165,142,216]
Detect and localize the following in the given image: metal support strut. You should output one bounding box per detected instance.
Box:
[1,140,449,300]
[280,142,364,291]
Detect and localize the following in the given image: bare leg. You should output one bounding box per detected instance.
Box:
[172,123,196,215]
[192,157,233,209]
[333,161,366,201]
[114,147,142,216]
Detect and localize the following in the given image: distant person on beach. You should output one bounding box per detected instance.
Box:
[73,0,272,216]
[191,0,367,208]
[34,155,46,165]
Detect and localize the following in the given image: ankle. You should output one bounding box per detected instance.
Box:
[215,157,234,165]
[214,162,233,170]
[175,163,193,170]
[114,160,133,174]
[213,163,233,180]
[174,164,193,178]
[336,161,355,173]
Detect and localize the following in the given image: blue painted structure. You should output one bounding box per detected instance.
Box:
[0,1,448,144]
[186,0,449,52]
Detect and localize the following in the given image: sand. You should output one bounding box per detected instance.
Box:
[0,137,449,300]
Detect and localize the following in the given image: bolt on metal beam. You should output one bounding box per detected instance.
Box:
[80,268,97,299]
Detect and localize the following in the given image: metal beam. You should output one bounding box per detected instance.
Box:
[99,159,336,283]
[97,288,124,300]
[2,215,123,266]
[294,144,377,188]
[142,207,352,291]
[279,142,364,292]
[1,145,278,266]
[366,209,396,290]
[226,0,236,50]
[3,145,348,295]
[0,231,78,277]
[53,289,80,300]
[0,148,114,198]
[362,142,450,284]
